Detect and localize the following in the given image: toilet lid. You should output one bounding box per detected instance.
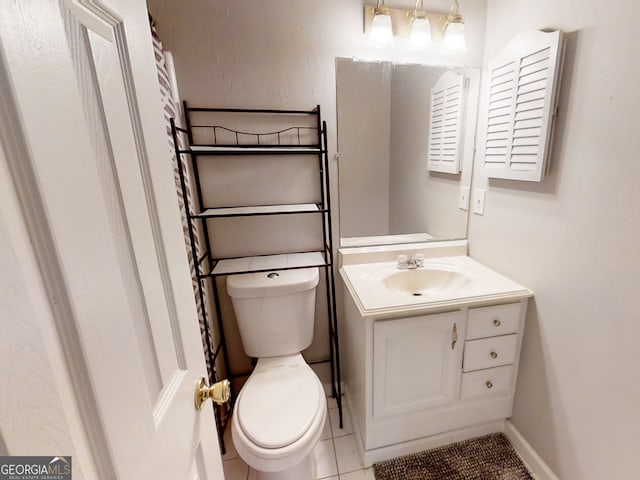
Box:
[237,364,321,449]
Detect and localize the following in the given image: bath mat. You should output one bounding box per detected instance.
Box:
[373,433,534,480]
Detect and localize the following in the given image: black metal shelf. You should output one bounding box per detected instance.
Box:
[191,203,326,219]
[170,102,342,454]
[207,251,330,277]
[183,146,324,155]
[187,106,319,115]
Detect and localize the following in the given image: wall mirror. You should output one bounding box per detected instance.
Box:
[336,58,480,247]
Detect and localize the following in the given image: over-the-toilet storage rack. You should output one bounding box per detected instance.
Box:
[170,103,342,453]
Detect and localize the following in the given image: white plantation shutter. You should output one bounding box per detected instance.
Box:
[483,30,565,182]
[428,71,465,174]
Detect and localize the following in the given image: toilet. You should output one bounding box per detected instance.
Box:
[227,267,327,480]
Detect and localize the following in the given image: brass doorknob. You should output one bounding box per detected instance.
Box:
[195,377,231,410]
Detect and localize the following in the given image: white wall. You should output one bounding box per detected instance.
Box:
[148,0,487,371]
[469,1,640,478]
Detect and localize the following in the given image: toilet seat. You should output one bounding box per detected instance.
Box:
[237,360,322,449]
[231,354,327,473]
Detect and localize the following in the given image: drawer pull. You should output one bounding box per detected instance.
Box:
[486,381,493,389]
[493,319,501,327]
[490,351,498,359]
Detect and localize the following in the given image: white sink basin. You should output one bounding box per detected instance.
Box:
[382,265,472,297]
[340,255,531,314]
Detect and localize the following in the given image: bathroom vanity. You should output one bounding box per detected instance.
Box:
[338,241,532,466]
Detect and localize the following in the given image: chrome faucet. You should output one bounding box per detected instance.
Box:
[397,253,424,269]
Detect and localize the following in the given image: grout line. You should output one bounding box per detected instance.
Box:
[330,436,340,479]
[328,401,340,480]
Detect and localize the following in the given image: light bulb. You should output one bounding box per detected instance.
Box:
[442,21,466,53]
[409,17,432,48]
[368,12,393,47]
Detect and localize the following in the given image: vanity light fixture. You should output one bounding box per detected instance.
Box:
[368,0,394,47]
[442,0,467,53]
[364,1,466,53]
[408,0,432,48]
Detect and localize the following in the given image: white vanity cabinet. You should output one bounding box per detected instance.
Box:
[341,288,529,465]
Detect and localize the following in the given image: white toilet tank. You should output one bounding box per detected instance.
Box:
[227,267,319,358]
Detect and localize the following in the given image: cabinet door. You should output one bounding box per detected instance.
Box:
[373,311,465,419]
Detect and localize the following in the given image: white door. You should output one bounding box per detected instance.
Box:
[373,312,465,418]
[0,0,225,478]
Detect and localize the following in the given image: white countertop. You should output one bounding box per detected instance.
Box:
[340,255,532,318]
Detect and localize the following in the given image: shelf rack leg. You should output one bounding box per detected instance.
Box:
[320,117,343,429]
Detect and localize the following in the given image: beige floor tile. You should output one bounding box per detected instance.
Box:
[314,438,338,479]
[333,434,363,475]
[339,467,376,480]
[222,458,248,480]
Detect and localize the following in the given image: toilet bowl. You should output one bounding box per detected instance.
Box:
[231,354,327,479]
[226,268,325,480]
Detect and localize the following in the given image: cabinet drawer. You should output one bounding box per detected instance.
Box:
[460,365,514,400]
[466,303,521,340]
[463,334,518,372]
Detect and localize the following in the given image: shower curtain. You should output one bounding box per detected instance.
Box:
[149,22,217,383]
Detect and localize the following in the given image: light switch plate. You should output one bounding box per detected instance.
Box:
[473,189,486,215]
[459,186,470,211]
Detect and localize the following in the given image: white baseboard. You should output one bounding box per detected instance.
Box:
[344,386,504,468]
[343,386,367,467]
[504,420,559,480]
[360,420,506,467]
[343,385,558,479]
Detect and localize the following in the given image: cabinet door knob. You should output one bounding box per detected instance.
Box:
[490,351,498,359]
[493,319,501,327]
[486,381,493,389]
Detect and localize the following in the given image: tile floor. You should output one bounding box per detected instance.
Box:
[221,390,375,480]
